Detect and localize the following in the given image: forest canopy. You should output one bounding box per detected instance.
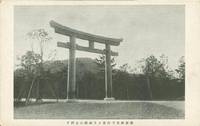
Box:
[14,51,185,101]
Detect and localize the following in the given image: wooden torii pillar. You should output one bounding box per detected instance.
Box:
[50,20,122,101]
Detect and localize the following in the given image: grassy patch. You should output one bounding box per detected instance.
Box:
[14,101,184,119]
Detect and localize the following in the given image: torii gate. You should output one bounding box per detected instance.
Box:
[50,20,122,101]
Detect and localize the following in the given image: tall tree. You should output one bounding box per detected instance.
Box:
[16,51,41,101]
[176,56,185,82]
[26,29,52,102]
[139,54,171,99]
[140,54,171,78]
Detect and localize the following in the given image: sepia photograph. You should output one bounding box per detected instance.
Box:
[13,5,185,119]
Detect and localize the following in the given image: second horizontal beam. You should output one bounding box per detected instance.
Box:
[57,42,118,56]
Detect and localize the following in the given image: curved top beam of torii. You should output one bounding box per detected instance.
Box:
[50,20,123,46]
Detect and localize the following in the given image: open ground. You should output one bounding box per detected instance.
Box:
[14,100,184,119]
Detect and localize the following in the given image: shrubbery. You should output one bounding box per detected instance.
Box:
[14,53,184,100]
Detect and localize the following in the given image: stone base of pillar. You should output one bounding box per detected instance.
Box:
[104,97,115,101]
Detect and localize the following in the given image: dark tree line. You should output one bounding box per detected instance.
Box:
[14,51,185,101]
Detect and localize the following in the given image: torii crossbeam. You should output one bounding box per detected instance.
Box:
[50,20,123,101]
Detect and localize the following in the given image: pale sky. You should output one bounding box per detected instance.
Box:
[14,5,185,70]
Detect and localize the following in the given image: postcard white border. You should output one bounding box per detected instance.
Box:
[1,0,200,126]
